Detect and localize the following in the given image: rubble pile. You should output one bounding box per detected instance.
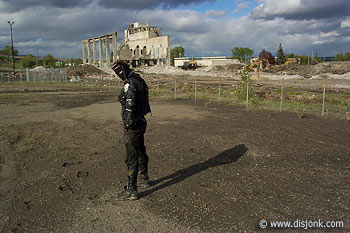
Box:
[271,62,350,78]
[30,66,49,73]
[141,64,245,77]
[68,61,350,81]
[198,64,244,73]
[66,64,109,78]
[142,64,187,75]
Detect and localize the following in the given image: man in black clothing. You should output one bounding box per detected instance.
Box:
[111,60,151,201]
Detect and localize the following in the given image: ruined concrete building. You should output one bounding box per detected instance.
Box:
[82,22,170,68]
[82,33,117,68]
[119,22,170,66]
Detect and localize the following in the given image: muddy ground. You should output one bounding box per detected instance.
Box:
[0,85,349,232]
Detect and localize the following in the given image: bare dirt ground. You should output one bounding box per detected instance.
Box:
[0,85,349,232]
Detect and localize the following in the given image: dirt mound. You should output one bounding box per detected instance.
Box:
[142,64,244,77]
[66,65,109,77]
[271,61,350,78]
[313,61,350,74]
[198,64,244,73]
[142,64,187,75]
[30,66,49,73]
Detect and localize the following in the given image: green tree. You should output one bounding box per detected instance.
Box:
[276,43,286,65]
[43,54,56,67]
[68,58,82,66]
[231,47,254,64]
[335,53,344,61]
[22,54,36,68]
[170,46,185,66]
[0,45,19,56]
[344,52,350,61]
[240,67,252,83]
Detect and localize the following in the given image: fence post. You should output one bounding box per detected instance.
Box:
[280,78,284,112]
[195,79,197,102]
[218,77,221,105]
[157,77,160,95]
[322,81,326,117]
[246,81,249,109]
[174,77,177,100]
[50,67,53,82]
[26,68,29,82]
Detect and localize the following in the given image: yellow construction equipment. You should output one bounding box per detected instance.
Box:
[285,58,300,65]
[183,60,199,69]
[248,57,272,72]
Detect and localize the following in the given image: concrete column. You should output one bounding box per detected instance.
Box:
[99,37,103,67]
[93,39,97,65]
[112,33,117,62]
[106,37,111,68]
[87,41,92,64]
[82,40,86,65]
[167,35,171,65]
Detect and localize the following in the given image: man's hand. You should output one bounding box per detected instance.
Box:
[125,112,135,129]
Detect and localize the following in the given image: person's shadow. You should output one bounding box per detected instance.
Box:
[139,144,248,197]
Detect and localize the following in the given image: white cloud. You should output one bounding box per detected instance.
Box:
[0,0,349,58]
[251,0,301,18]
[251,0,350,20]
[340,18,350,28]
[319,31,340,38]
[312,38,336,45]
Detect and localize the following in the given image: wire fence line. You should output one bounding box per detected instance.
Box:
[0,69,349,119]
[145,77,349,119]
[0,67,68,83]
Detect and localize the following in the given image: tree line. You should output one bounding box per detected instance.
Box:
[0,45,82,68]
[171,44,350,66]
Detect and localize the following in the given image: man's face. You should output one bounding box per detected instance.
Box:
[113,65,127,80]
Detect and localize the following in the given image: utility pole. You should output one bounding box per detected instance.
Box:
[36,47,39,65]
[8,21,15,78]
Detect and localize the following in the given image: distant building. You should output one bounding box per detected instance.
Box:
[82,22,170,68]
[118,22,170,67]
[174,56,240,67]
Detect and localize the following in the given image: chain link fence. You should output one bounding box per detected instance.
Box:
[0,69,349,119]
[0,67,68,83]
[145,77,350,120]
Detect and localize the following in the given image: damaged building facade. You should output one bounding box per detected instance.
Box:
[118,22,170,66]
[82,22,170,68]
[82,33,117,68]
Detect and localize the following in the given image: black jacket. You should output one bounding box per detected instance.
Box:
[118,72,151,128]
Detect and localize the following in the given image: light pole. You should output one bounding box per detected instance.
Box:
[8,21,15,79]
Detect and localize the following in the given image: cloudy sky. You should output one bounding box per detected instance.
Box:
[0,0,349,58]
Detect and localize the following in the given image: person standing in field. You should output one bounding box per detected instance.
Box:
[110,60,152,201]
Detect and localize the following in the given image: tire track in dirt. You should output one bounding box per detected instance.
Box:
[0,137,16,193]
[0,137,17,230]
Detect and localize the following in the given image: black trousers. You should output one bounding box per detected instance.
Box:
[124,119,149,170]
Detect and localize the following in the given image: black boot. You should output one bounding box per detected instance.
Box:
[138,163,151,188]
[111,167,139,201]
